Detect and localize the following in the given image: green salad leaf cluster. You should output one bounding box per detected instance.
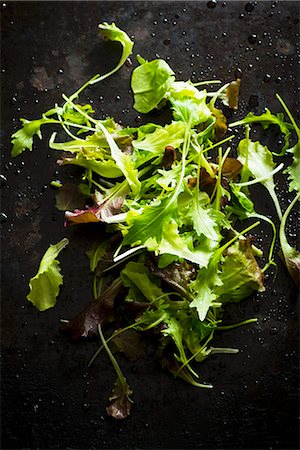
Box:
[11,23,299,420]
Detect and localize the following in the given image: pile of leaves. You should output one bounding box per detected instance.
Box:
[11,23,299,419]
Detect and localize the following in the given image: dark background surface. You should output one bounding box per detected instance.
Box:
[1,1,299,449]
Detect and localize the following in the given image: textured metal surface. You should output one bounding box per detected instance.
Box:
[1,1,299,449]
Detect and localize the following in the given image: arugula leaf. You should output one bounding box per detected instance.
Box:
[27,238,69,311]
[131,58,175,113]
[133,121,187,156]
[146,221,214,267]
[97,22,133,77]
[98,323,133,420]
[122,196,176,247]
[11,117,56,157]
[169,96,212,128]
[230,108,291,154]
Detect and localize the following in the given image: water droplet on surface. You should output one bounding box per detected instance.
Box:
[235,67,243,78]
[0,212,8,223]
[81,402,90,411]
[245,2,254,13]
[248,34,257,44]
[0,174,7,188]
[264,73,271,82]
[207,0,217,8]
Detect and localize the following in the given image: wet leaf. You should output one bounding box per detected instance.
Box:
[106,377,133,419]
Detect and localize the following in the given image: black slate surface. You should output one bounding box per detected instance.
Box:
[1,1,299,449]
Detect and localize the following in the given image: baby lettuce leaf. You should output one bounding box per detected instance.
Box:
[131,58,175,113]
[27,238,69,311]
[133,121,187,156]
[215,239,265,302]
[89,22,133,86]
[55,183,87,212]
[146,221,214,267]
[121,261,165,302]
[279,193,300,286]
[237,137,282,219]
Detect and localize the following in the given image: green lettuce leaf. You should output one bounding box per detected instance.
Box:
[133,121,187,155]
[146,221,214,267]
[285,141,300,193]
[121,261,165,302]
[57,151,123,178]
[27,238,69,311]
[131,58,175,113]
[215,239,265,301]
[237,137,282,219]
[11,117,56,157]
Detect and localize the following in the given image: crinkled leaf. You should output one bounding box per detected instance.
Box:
[215,239,265,301]
[146,221,214,267]
[169,96,212,128]
[65,192,125,224]
[131,58,175,113]
[133,121,187,156]
[27,238,69,311]
[285,141,300,193]
[106,377,133,420]
[62,103,95,126]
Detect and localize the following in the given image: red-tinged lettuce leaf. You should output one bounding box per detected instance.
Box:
[211,106,227,141]
[221,157,243,181]
[111,329,146,361]
[55,183,87,212]
[106,377,133,420]
[221,78,241,110]
[59,278,122,340]
[65,194,125,225]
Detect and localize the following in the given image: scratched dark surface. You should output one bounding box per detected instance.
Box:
[1,1,299,449]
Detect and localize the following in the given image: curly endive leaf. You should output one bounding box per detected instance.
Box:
[27,238,69,311]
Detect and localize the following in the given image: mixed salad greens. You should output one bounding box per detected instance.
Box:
[11,23,299,419]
